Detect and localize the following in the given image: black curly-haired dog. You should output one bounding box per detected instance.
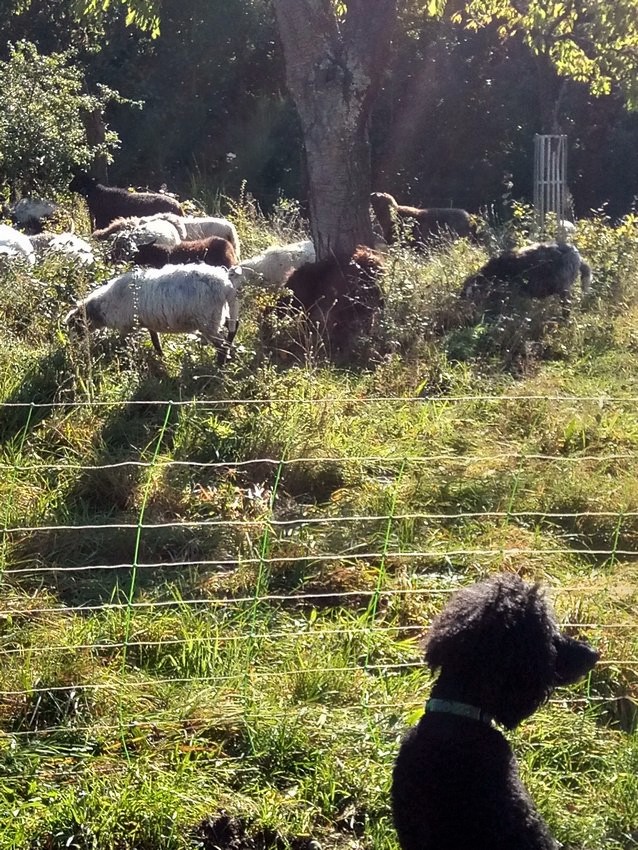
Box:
[392,573,599,850]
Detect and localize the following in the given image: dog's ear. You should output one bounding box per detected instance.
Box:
[424,581,493,671]
[554,635,599,685]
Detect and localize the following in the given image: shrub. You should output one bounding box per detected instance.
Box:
[0,40,123,197]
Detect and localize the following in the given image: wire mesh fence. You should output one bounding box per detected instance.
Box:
[0,391,636,821]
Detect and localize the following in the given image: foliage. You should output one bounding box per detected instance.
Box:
[0,40,124,197]
[0,0,635,216]
[87,0,162,36]
[0,204,637,848]
[451,0,638,107]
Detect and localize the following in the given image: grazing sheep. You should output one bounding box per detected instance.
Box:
[392,572,599,850]
[10,197,57,233]
[92,213,241,260]
[133,235,237,269]
[69,171,183,230]
[108,218,186,262]
[0,223,36,265]
[370,191,474,246]
[92,213,188,241]
[240,240,315,287]
[65,263,242,361]
[180,216,241,259]
[460,242,592,315]
[265,245,384,363]
[29,232,95,265]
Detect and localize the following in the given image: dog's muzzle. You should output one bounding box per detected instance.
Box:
[554,635,599,685]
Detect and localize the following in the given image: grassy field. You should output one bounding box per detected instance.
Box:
[0,197,637,850]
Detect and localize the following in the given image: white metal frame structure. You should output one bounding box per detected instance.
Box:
[533,134,568,239]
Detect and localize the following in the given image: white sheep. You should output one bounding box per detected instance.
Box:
[109,218,186,262]
[240,239,315,287]
[0,223,36,265]
[29,232,95,265]
[65,263,242,361]
[92,212,188,241]
[93,213,241,260]
[181,216,241,260]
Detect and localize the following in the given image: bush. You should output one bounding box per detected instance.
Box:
[0,40,123,197]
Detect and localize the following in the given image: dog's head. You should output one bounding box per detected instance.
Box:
[425,573,599,729]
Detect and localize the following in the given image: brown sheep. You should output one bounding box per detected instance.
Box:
[370,191,474,246]
[133,235,237,270]
[265,245,384,364]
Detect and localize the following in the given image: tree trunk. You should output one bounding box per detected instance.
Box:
[272,0,396,260]
[535,50,563,134]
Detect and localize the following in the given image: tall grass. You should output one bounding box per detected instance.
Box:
[0,202,636,849]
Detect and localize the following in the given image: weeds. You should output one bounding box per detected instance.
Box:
[0,202,636,849]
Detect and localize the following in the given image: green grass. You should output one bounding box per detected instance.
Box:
[0,204,636,849]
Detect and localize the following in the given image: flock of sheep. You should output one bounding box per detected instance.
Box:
[0,172,593,364]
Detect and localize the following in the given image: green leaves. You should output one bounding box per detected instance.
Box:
[426,0,447,17]
[0,41,123,195]
[446,0,638,108]
[79,0,161,35]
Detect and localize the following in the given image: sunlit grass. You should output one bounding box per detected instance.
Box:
[0,202,636,848]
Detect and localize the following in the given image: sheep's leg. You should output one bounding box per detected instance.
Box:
[148,329,164,355]
[216,344,231,367]
[226,291,240,345]
[226,317,240,346]
[199,328,231,366]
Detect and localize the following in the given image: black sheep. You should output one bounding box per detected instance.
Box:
[264,245,384,364]
[461,242,592,316]
[69,171,183,231]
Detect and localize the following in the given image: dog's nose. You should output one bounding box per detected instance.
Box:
[554,636,599,685]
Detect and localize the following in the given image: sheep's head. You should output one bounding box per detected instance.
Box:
[69,171,97,196]
[370,192,397,214]
[65,300,106,335]
[370,192,400,243]
[228,265,244,290]
[65,306,88,336]
[110,230,139,262]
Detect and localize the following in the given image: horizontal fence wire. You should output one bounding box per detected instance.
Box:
[2,582,638,615]
[0,546,636,580]
[0,621,633,658]
[2,394,637,407]
[1,393,636,775]
[4,550,638,578]
[2,509,637,533]
[0,663,633,698]
[3,453,638,471]
[0,692,626,744]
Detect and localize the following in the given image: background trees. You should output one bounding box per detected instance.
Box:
[0,40,121,195]
[1,0,638,219]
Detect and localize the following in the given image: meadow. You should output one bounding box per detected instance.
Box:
[0,198,637,850]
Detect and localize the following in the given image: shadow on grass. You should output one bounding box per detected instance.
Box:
[6,366,233,608]
[0,347,75,445]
